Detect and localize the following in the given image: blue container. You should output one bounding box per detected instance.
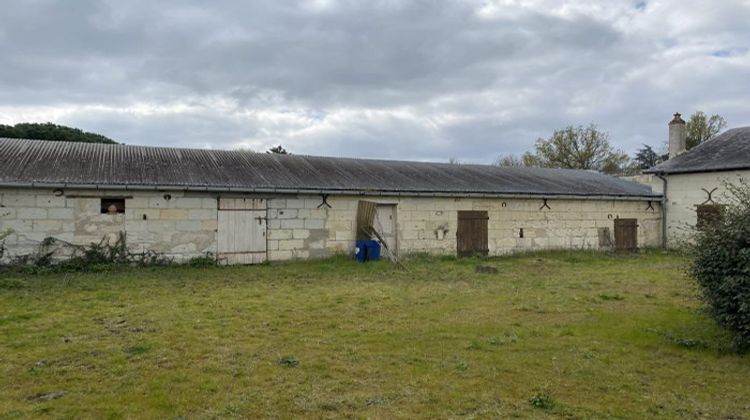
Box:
[355,240,368,262]
[365,240,381,261]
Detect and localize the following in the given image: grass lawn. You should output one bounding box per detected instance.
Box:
[1,250,748,418]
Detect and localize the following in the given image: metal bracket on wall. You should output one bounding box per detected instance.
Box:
[317,194,332,209]
[701,187,718,205]
[646,201,655,212]
[539,198,551,210]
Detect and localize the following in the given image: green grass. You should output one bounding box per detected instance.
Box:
[1,250,748,418]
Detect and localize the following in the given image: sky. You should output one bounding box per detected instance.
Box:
[0,0,748,163]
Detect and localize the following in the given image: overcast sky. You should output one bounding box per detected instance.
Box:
[0,0,748,163]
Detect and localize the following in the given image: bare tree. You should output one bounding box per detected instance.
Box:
[494,154,525,167]
[447,157,462,165]
[524,124,630,174]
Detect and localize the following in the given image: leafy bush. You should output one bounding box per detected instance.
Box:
[528,391,555,410]
[188,253,216,268]
[1,232,173,273]
[690,179,750,352]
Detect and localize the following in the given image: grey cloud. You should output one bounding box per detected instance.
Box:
[0,0,749,163]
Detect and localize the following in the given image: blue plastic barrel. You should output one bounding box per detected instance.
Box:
[365,240,381,260]
[355,240,368,262]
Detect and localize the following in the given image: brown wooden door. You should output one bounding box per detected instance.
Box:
[614,218,638,251]
[457,211,489,257]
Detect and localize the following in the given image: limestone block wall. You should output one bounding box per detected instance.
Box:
[0,188,217,262]
[664,170,750,247]
[262,194,662,260]
[0,188,662,264]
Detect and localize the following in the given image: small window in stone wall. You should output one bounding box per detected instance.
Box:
[101,198,126,214]
[696,204,725,230]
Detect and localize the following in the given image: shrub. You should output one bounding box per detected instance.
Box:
[690,179,750,352]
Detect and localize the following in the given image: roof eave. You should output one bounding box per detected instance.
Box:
[0,181,661,201]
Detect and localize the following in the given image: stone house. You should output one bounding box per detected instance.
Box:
[645,114,750,247]
[0,138,662,264]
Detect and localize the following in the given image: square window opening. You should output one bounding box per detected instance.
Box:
[101,198,126,214]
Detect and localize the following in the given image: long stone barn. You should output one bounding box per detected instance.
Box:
[0,138,663,264]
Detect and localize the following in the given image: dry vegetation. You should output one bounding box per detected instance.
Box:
[1,250,748,418]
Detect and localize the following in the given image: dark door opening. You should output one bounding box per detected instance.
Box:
[614,218,638,251]
[457,211,489,257]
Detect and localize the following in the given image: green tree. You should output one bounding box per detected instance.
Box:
[686,111,727,150]
[494,154,524,167]
[0,122,117,144]
[633,144,665,169]
[267,145,289,154]
[523,124,630,175]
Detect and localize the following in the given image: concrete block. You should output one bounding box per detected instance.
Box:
[278,239,304,250]
[174,198,204,209]
[293,229,310,239]
[32,220,63,232]
[202,220,218,231]
[267,219,281,229]
[268,229,293,240]
[202,198,218,209]
[285,198,306,209]
[0,208,16,219]
[18,208,47,220]
[281,219,304,229]
[160,209,188,220]
[327,220,352,231]
[304,219,325,229]
[48,208,75,220]
[188,209,216,220]
[127,197,150,208]
[36,195,66,208]
[176,220,202,231]
[269,250,293,261]
[268,199,286,209]
[292,249,310,259]
[335,231,353,241]
[305,198,324,209]
[276,209,298,219]
[4,194,36,207]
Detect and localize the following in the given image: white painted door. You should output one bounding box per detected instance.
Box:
[217,198,267,265]
[375,204,397,256]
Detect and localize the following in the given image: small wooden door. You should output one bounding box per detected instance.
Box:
[375,204,397,255]
[457,211,489,257]
[217,198,267,264]
[614,218,638,251]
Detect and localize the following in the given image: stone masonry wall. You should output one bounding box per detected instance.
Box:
[0,188,217,262]
[0,188,661,263]
[264,194,662,260]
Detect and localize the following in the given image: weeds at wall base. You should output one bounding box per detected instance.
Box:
[0,231,215,274]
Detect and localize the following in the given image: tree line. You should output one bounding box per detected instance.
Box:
[492,111,726,175]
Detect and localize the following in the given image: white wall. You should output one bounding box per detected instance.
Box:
[0,188,662,263]
[664,170,750,247]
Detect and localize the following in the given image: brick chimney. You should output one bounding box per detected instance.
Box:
[668,112,687,159]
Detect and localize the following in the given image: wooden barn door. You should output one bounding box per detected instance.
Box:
[457,211,489,257]
[614,218,638,251]
[375,204,397,255]
[217,198,267,265]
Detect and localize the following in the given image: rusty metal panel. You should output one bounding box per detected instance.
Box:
[614,218,638,251]
[0,138,659,198]
[457,211,489,257]
[696,204,725,230]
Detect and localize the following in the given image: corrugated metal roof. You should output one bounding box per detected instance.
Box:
[646,127,750,174]
[0,138,659,199]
